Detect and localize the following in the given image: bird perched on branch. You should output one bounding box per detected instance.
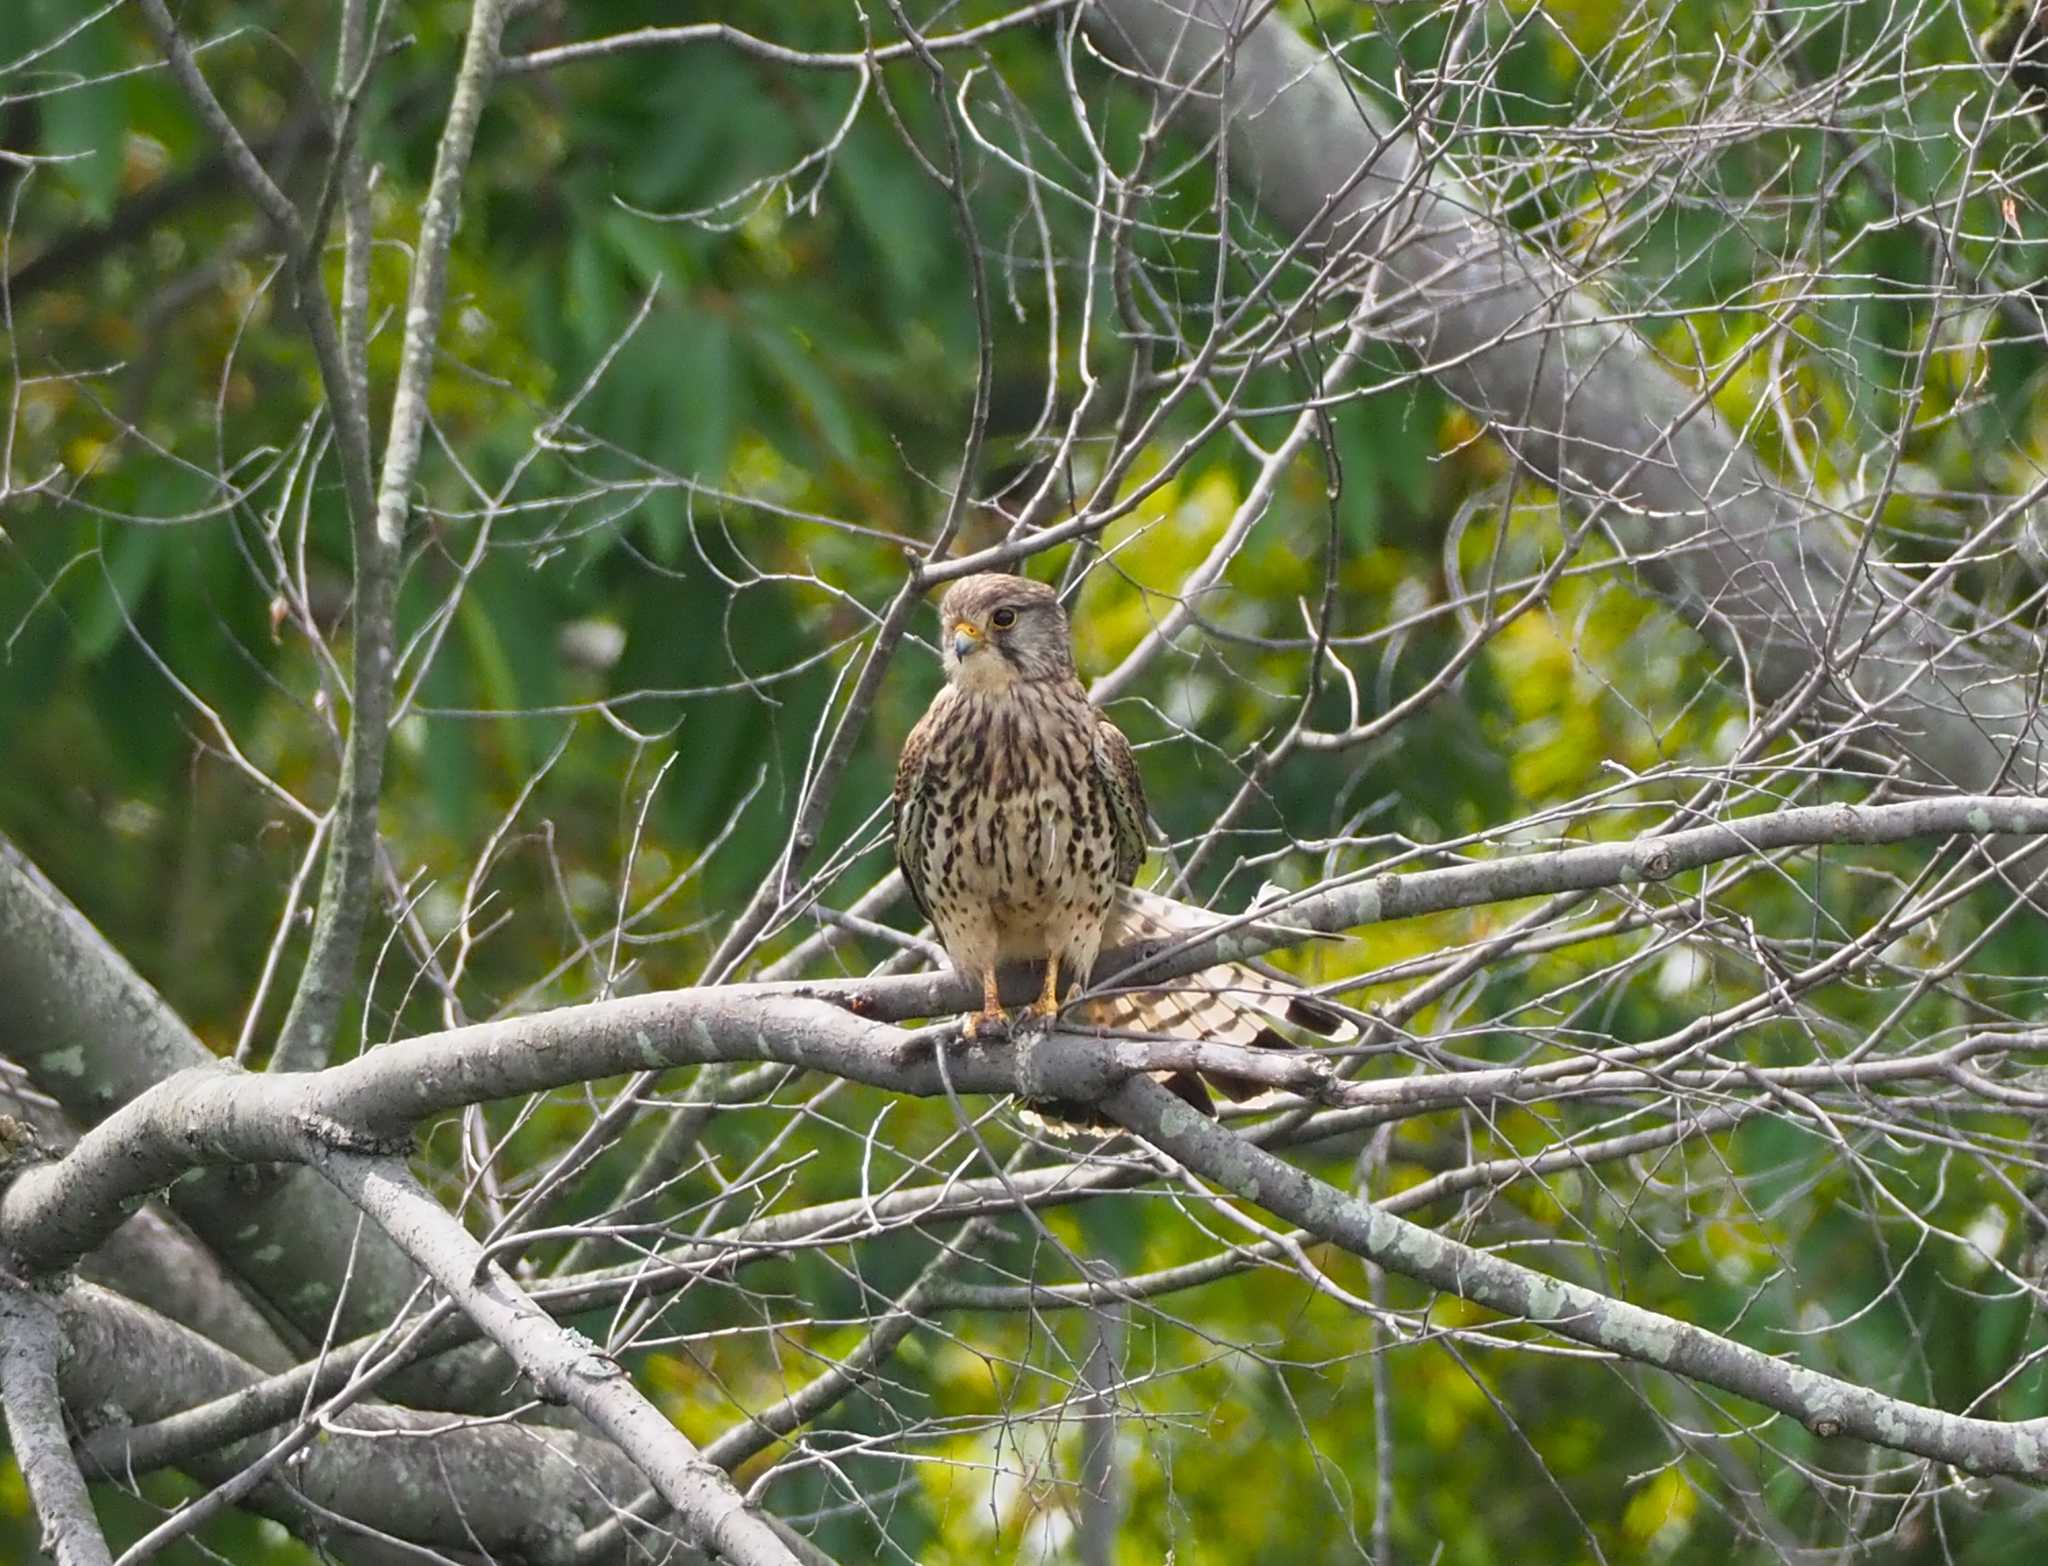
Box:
[892,572,1350,1119]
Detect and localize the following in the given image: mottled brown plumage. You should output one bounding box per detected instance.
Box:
[893,573,1351,1120]
[894,575,1140,1036]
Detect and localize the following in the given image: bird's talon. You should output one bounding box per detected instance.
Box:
[1019,996,1064,1033]
[963,1009,1010,1042]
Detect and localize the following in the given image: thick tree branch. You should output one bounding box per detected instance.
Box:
[1082,0,2045,797]
[272,0,514,1071]
[85,1163,1138,1480]
[0,836,437,1386]
[56,1283,654,1564]
[0,1279,112,1566]
[1111,1072,2048,1480]
[58,1021,2020,1488]
[8,790,2047,1534]
[48,1012,2021,1509]
[0,1085,301,1371]
[13,796,2046,1276]
[0,992,1308,1276]
[320,1154,803,1566]
[78,1206,298,1375]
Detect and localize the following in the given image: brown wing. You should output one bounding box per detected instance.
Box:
[1091,713,1149,886]
[893,692,948,925]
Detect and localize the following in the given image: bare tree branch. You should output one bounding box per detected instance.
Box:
[571,1217,996,1562]
[271,0,513,1072]
[18,3,2048,1554]
[1109,1072,2048,1479]
[1083,0,2046,797]
[57,1283,654,1564]
[321,1154,801,1566]
[503,0,1079,76]
[1,1275,113,1566]
[0,835,438,1387]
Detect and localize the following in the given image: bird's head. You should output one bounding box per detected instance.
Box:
[936,574,1074,690]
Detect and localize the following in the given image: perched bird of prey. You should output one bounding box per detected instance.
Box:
[892,572,1349,1117]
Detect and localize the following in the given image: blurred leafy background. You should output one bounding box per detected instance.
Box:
[8,0,2048,1561]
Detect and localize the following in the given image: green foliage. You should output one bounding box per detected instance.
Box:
[7,1,2048,1561]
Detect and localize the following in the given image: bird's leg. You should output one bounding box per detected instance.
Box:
[963,969,1007,1040]
[1029,955,1062,1020]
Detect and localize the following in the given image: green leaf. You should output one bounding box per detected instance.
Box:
[1333,402,1384,553]
[32,0,126,221]
[665,308,736,482]
[834,125,944,301]
[745,305,859,464]
[74,526,162,662]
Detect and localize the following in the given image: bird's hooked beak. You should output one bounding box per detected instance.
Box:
[951,620,985,661]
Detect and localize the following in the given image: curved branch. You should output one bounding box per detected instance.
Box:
[1110,1072,2048,1480]
[1095,795,2048,985]
[272,0,513,1072]
[321,1155,800,1566]
[13,796,2045,1276]
[0,835,437,1389]
[1082,0,2045,797]
[0,1278,112,1566]
[84,1161,1122,1479]
[56,1283,653,1564]
[64,1022,2031,1486]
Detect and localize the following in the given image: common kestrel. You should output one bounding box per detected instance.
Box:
[893,573,1348,1115]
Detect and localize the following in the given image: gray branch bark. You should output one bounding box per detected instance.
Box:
[1109,1071,2048,1479]
[272,0,516,1072]
[12,792,2043,1281]
[0,1280,112,1566]
[1083,0,2045,795]
[321,1155,799,1566]
[10,792,2048,1546]
[0,836,437,1389]
[56,1283,657,1565]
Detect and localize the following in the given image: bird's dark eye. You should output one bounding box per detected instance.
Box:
[991,607,1017,630]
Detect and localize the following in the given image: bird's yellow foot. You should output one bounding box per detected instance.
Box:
[1026,957,1064,1023]
[962,1007,1010,1041]
[963,971,1008,1040]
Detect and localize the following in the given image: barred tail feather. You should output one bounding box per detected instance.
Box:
[1029,887,1357,1124]
[1016,888,1352,1135]
[1098,886,1355,1049]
